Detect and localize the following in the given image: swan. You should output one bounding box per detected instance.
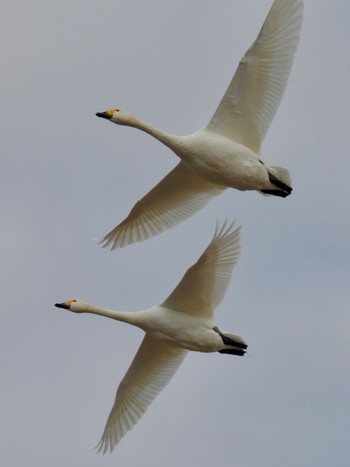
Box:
[55,220,247,452]
[96,0,303,249]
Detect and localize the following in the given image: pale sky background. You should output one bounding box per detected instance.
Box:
[1,1,350,466]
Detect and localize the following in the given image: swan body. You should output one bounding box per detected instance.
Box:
[172,130,269,190]
[96,0,303,249]
[55,220,247,452]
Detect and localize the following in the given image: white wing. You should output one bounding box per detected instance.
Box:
[162,220,241,318]
[206,0,303,153]
[100,162,225,249]
[96,334,187,453]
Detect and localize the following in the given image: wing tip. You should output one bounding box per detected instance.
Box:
[97,223,147,250]
[95,437,109,455]
[213,217,241,242]
[95,429,121,454]
[97,235,120,251]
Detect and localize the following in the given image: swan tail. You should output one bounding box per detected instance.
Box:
[260,166,292,198]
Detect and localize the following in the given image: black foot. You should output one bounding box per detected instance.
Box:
[261,189,289,198]
[219,348,246,356]
[213,326,247,356]
[267,171,292,196]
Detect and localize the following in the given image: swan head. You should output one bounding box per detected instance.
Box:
[96,108,137,126]
[55,299,87,313]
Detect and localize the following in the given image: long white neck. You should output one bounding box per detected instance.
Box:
[82,303,143,327]
[125,115,184,153]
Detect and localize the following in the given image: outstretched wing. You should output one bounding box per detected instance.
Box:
[100,162,225,249]
[207,0,303,153]
[96,334,187,453]
[162,220,241,318]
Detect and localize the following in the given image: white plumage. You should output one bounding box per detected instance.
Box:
[96,0,303,249]
[55,220,246,452]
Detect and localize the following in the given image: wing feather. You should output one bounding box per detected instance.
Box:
[162,220,241,318]
[96,335,187,453]
[207,0,303,153]
[100,163,225,249]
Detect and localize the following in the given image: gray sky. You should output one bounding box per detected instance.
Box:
[2,1,349,466]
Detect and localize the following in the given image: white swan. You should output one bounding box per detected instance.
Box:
[96,0,303,249]
[55,220,246,452]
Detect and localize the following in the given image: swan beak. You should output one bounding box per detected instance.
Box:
[96,111,113,120]
[55,302,71,310]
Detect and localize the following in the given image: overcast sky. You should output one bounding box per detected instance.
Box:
[2,1,350,466]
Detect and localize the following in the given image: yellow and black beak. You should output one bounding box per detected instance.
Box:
[96,111,112,120]
[96,109,115,120]
[55,300,74,310]
[55,302,70,309]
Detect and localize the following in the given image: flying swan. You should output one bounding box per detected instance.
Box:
[55,220,247,452]
[96,0,303,249]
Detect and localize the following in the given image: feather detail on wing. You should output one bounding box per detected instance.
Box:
[162,219,241,318]
[100,162,225,249]
[207,0,303,153]
[96,335,187,453]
